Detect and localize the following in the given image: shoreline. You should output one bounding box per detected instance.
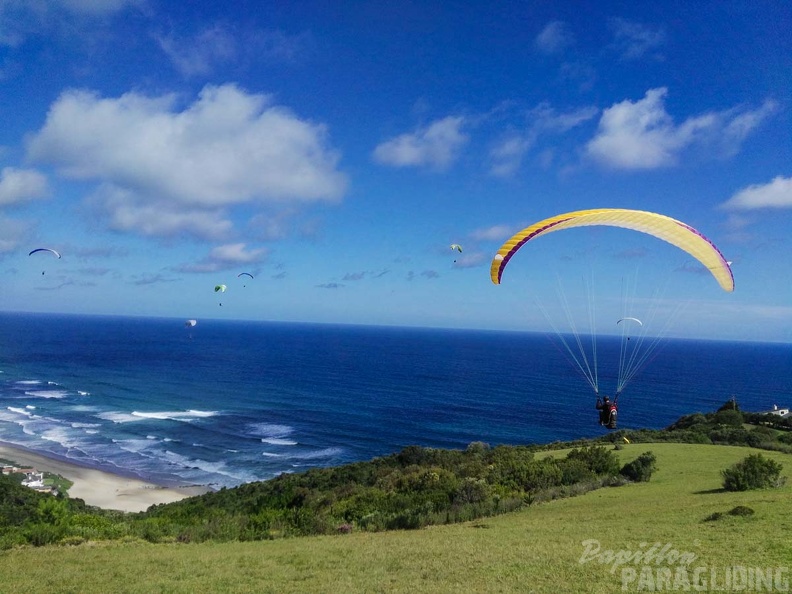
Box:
[0,443,211,513]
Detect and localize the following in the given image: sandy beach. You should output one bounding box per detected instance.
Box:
[0,443,211,513]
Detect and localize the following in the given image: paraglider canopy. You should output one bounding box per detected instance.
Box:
[490,208,734,292]
[214,284,227,293]
[617,317,643,326]
[449,244,462,252]
[185,319,197,327]
[237,272,254,279]
[29,248,61,259]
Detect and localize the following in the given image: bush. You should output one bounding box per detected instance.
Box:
[565,446,621,477]
[712,409,744,427]
[721,454,786,491]
[620,451,657,482]
[728,505,755,517]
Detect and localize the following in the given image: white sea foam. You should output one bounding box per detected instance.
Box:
[71,422,100,428]
[70,405,99,412]
[288,447,343,460]
[7,406,33,417]
[25,405,36,410]
[114,438,157,454]
[24,390,69,399]
[261,438,298,446]
[15,380,41,385]
[40,427,87,449]
[96,412,142,423]
[131,410,218,421]
[261,452,283,457]
[247,422,294,438]
[77,391,90,396]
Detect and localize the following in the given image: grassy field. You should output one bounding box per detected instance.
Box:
[1,443,790,593]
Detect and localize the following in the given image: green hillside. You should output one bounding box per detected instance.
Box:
[1,443,790,593]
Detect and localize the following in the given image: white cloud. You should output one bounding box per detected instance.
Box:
[88,184,233,240]
[489,136,531,177]
[489,103,597,177]
[0,0,139,46]
[156,25,237,77]
[535,21,573,55]
[608,18,665,60]
[721,176,792,210]
[0,215,33,253]
[469,225,513,242]
[585,88,775,169]
[174,243,268,273]
[453,252,487,269]
[57,0,141,15]
[27,84,347,239]
[373,116,468,170]
[0,167,49,205]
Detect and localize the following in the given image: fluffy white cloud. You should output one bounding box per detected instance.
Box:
[469,225,513,242]
[608,18,665,60]
[489,103,597,177]
[27,84,347,239]
[489,136,531,177]
[721,176,792,210]
[373,116,468,170]
[0,167,49,205]
[174,243,268,273]
[535,21,573,54]
[585,88,775,169]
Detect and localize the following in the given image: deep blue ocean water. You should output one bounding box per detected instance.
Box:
[0,312,789,489]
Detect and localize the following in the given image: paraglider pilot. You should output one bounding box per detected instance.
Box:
[596,395,612,426]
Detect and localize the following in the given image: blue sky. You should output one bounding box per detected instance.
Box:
[0,0,790,341]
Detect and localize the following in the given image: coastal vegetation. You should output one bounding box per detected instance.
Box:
[0,400,789,553]
[0,441,789,593]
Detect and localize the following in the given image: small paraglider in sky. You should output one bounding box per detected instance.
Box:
[29,247,61,275]
[616,317,643,327]
[237,272,253,287]
[184,319,197,339]
[450,244,462,263]
[214,284,226,306]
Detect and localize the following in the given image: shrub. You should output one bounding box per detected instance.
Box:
[565,446,621,477]
[712,409,744,427]
[721,454,786,491]
[620,451,657,482]
[728,505,755,517]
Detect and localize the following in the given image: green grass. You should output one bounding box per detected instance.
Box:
[1,443,791,593]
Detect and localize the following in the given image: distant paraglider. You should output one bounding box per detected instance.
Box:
[29,247,61,275]
[214,284,226,306]
[237,272,253,287]
[185,319,197,328]
[450,244,462,263]
[617,317,643,327]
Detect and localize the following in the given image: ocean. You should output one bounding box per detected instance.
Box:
[0,312,789,489]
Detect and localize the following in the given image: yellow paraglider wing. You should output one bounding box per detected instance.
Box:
[490,208,734,292]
